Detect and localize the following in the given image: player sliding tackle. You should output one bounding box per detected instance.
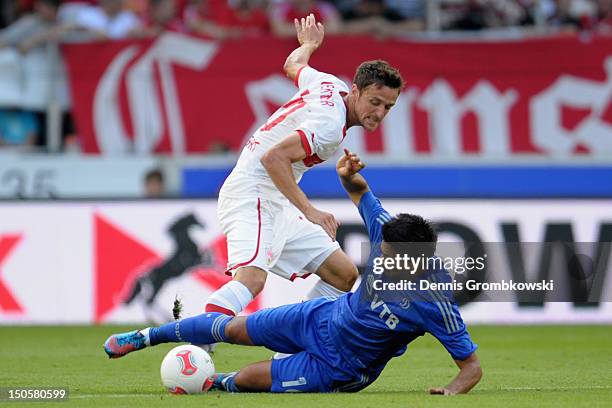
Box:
[202,13,403,321]
[104,150,483,395]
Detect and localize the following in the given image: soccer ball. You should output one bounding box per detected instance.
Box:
[160,345,215,394]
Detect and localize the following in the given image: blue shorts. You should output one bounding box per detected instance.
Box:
[246,298,376,393]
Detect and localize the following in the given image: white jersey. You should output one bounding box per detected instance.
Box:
[220,66,350,204]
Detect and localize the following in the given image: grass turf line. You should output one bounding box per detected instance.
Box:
[0,325,610,407]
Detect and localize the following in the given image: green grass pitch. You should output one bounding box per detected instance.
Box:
[0,325,610,407]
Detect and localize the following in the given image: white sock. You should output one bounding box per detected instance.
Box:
[139,327,151,346]
[205,280,253,316]
[303,279,346,301]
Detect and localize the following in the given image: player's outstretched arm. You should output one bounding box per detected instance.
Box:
[261,132,339,240]
[283,13,324,82]
[337,148,369,207]
[429,352,482,395]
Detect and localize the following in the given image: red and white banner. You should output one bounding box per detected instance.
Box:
[1,199,611,324]
[63,33,612,158]
[0,201,317,324]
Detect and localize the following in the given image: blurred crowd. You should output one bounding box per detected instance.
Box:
[0,0,609,40]
[438,0,612,32]
[0,0,610,152]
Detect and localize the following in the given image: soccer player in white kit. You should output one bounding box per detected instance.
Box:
[206,13,403,317]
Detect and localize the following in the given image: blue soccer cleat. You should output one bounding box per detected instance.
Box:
[103,330,146,359]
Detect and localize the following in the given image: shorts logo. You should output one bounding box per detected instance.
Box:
[281,377,307,387]
[266,247,274,265]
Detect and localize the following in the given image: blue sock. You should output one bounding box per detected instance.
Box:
[149,312,232,346]
[223,374,241,393]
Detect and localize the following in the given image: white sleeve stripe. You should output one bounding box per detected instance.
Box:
[211,317,221,342]
[431,276,461,331]
[428,286,458,333]
[430,290,455,333]
[211,315,232,343]
[430,277,459,332]
[444,301,459,332]
[433,301,453,334]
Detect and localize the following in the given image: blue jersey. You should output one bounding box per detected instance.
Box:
[326,191,477,377]
[247,191,478,392]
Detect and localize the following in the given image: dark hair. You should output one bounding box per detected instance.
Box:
[145,168,164,183]
[382,213,437,258]
[353,60,404,92]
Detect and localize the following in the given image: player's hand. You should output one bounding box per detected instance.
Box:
[336,148,365,178]
[294,13,325,48]
[429,387,455,396]
[303,206,338,241]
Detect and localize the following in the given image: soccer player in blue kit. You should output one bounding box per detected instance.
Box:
[104,149,483,395]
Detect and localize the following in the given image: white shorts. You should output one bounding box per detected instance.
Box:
[217,195,340,281]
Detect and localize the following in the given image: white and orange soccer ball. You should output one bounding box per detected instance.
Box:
[160,345,215,394]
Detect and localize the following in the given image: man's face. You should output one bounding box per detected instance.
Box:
[352,84,399,131]
[145,179,164,198]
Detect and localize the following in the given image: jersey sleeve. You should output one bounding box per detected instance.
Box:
[358,191,392,243]
[294,65,324,89]
[425,302,478,361]
[296,112,343,158]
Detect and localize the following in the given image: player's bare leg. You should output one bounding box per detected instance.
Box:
[234,361,273,391]
[308,248,358,299]
[210,360,272,393]
[223,316,253,344]
[233,266,267,298]
[315,249,358,291]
